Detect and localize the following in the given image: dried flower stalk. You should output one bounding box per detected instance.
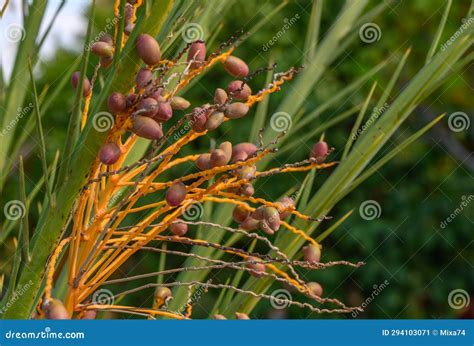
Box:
[41,1,363,319]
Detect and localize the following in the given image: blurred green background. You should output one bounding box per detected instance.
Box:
[1,0,472,319]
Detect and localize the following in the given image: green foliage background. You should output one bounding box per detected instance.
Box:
[1,0,472,319]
